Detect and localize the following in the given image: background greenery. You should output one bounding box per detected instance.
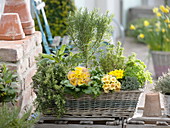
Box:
[35,0,76,37]
[126,17,157,41]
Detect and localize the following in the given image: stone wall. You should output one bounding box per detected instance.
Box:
[0,31,42,111]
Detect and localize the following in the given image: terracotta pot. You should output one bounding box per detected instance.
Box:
[4,0,35,35]
[0,13,25,40]
[143,93,162,117]
[23,26,35,35]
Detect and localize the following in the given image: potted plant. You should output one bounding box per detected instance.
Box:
[154,69,170,116]
[130,5,170,78]
[32,9,152,119]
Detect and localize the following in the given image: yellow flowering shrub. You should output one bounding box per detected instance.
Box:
[68,67,91,86]
[130,5,170,51]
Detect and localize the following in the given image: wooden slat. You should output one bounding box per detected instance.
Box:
[130,116,170,123]
[156,121,169,126]
[80,121,93,125]
[51,36,61,47]
[138,106,164,110]
[62,36,70,45]
[35,124,121,128]
[36,2,45,10]
[126,124,170,128]
[41,116,117,121]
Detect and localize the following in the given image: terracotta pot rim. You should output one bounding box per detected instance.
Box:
[21,19,35,28]
[2,13,18,15]
[0,33,25,40]
[23,27,35,35]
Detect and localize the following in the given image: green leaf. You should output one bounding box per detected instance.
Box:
[75,87,80,92]
[42,54,55,60]
[59,45,66,55]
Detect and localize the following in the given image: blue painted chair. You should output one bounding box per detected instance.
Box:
[32,0,70,54]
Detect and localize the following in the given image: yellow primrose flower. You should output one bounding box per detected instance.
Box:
[105,80,111,85]
[144,20,150,26]
[109,83,115,90]
[110,77,117,82]
[68,73,75,80]
[156,12,162,17]
[108,69,124,79]
[74,67,84,71]
[164,19,170,23]
[104,88,110,93]
[101,75,110,82]
[130,24,136,30]
[75,69,82,74]
[162,28,166,32]
[83,73,90,79]
[115,84,121,92]
[153,7,159,13]
[102,84,110,90]
[139,34,145,39]
[70,79,77,86]
[78,80,85,85]
[68,67,90,86]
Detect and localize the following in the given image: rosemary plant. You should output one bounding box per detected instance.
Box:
[67,8,113,67]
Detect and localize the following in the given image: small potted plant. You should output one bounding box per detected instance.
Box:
[129,5,170,78]
[154,69,170,116]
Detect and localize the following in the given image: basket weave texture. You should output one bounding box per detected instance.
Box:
[65,90,142,118]
[163,95,170,116]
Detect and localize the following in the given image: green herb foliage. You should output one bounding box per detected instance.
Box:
[121,76,140,90]
[0,64,17,103]
[94,42,152,88]
[154,69,170,94]
[32,45,82,117]
[98,42,125,73]
[0,105,39,128]
[67,8,113,67]
[35,0,76,37]
[124,53,152,87]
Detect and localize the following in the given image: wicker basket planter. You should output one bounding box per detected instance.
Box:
[151,51,170,78]
[163,94,170,117]
[64,90,142,118]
